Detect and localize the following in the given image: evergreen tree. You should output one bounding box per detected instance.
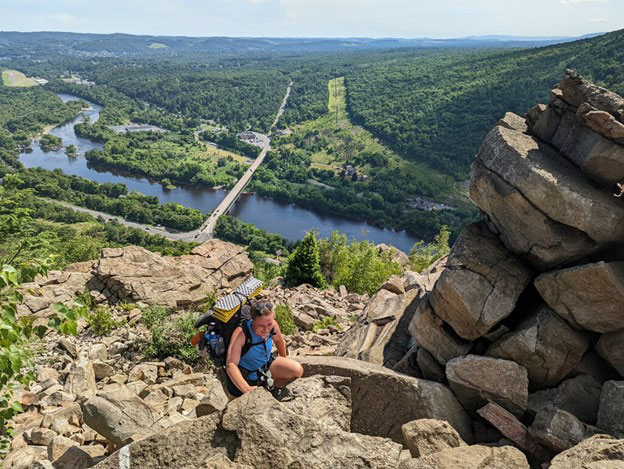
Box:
[285,231,326,288]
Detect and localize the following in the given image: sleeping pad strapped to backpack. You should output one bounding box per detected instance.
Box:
[191,276,264,366]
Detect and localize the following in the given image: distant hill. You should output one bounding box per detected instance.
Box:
[0,31,604,58]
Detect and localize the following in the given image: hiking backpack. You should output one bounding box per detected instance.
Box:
[191,276,265,366]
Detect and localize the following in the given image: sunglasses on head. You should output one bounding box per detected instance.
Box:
[253,301,274,313]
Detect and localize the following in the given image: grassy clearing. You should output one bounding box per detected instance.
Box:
[148,42,168,49]
[196,142,250,164]
[2,69,38,87]
[286,77,453,197]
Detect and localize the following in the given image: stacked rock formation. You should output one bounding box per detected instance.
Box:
[338,70,624,464]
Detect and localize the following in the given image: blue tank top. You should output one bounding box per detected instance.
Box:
[238,319,272,380]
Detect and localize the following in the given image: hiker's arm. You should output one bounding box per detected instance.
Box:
[273,320,287,357]
[226,328,256,393]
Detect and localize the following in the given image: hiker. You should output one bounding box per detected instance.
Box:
[225,300,303,398]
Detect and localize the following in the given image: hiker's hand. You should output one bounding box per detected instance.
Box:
[246,386,258,393]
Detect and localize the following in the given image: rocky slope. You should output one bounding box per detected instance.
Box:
[4,70,624,468]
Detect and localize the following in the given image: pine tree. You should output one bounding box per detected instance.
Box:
[285,231,326,288]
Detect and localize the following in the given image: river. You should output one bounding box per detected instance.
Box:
[19,94,421,253]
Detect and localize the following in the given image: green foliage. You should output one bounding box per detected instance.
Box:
[141,310,199,362]
[312,316,342,333]
[408,225,451,273]
[65,144,77,156]
[0,260,87,454]
[141,305,169,330]
[0,84,82,135]
[39,134,62,151]
[215,215,289,255]
[285,231,326,288]
[17,167,206,231]
[317,231,403,295]
[86,305,126,336]
[274,304,297,335]
[250,253,286,284]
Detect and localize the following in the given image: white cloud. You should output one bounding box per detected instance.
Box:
[558,0,607,4]
[589,17,608,22]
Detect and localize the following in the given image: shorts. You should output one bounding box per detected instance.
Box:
[225,357,275,398]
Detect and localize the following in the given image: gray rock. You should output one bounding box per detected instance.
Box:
[597,380,624,437]
[470,125,624,270]
[531,104,561,142]
[195,380,229,418]
[497,112,528,133]
[82,383,161,446]
[430,222,534,340]
[92,413,238,469]
[549,434,624,468]
[408,297,472,366]
[559,119,624,186]
[297,356,473,444]
[222,389,402,468]
[529,408,591,452]
[446,355,528,417]
[65,358,96,400]
[279,376,352,431]
[416,348,446,382]
[92,361,115,380]
[487,305,589,389]
[391,343,422,378]
[535,261,624,333]
[596,330,624,378]
[401,419,466,458]
[528,374,603,425]
[558,69,624,121]
[398,444,529,469]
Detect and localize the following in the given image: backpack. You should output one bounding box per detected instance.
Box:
[191,277,265,366]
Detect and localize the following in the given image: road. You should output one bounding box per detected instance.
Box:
[192,81,292,243]
[47,200,191,241]
[47,82,293,244]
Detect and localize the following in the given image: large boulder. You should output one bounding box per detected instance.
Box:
[398,445,529,469]
[527,374,602,425]
[535,261,624,333]
[596,329,624,377]
[487,305,589,389]
[336,287,420,367]
[337,258,446,368]
[278,376,352,432]
[82,384,161,446]
[548,434,624,469]
[222,389,403,468]
[597,380,624,437]
[430,222,534,340]
[94,240,252,308]
[401,419,466,458]
[469,124,624,270]
[296,356,473,444]
[558,69,624,121]
[92,413,239,469]
[408,297,472,366]
[445,355,528,417]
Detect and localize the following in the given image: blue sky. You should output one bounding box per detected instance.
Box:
[1,0,622,38]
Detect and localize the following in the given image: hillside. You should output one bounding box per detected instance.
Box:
[346,28,624,177]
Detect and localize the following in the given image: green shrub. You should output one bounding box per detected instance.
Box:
[141,305,169,329]
[86,305,126,336]
[312,316,342,333]
[118,302,138,312]
[317,231,402,295]
[274,304,297,335]
[250,251,286,284]
[142,312,199,362]
[285,231,326,288]
[409,225,450,273]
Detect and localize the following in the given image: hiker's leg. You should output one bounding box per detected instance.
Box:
[269,357,303,388]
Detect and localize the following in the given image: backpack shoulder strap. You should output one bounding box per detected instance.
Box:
[240,320,264,357]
